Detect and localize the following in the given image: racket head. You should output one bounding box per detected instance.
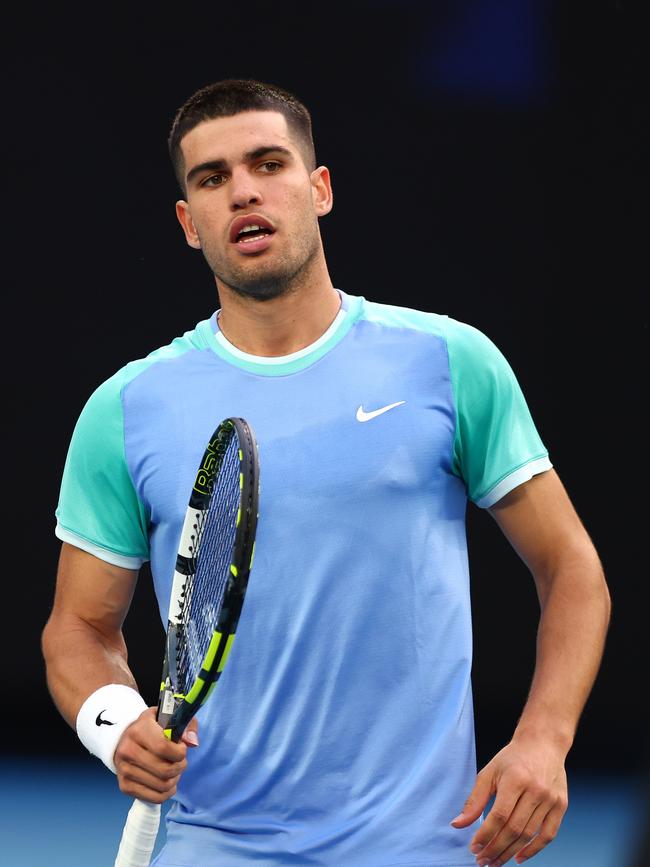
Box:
[157,417,259,739]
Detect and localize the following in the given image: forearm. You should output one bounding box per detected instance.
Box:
[513,546,611,752]
[460,472,610,863]
[42,611,138,728]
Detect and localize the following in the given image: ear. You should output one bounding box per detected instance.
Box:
[310,166,333,217]
[175,200,201,249]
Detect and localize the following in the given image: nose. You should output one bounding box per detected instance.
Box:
[229,167,262,211]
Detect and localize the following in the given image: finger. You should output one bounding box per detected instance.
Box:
[128,721,188,763]
[181,718,200,747]
[514,802,567,863]
[127,745,188,780]
[479,799,548,865]
[469,787,522,856]
[117,772,178,804]
[451,770,495,828]
[119,760,185,795]
[116,736,188,779]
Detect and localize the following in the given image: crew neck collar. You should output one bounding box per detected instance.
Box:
[198,290,363,377]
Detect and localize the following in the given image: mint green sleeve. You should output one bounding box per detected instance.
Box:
[445,318,552,508]
[55,369,150,567]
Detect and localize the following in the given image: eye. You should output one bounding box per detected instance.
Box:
[201,173,227,188]
[259,161,282,173]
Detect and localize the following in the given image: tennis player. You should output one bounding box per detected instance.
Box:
[43,79,611,867]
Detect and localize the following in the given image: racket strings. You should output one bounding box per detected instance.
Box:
[177,433,241,693]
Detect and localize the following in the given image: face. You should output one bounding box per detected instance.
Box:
[176,111,332,302]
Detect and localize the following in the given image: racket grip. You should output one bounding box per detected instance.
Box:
[114,799,162,867]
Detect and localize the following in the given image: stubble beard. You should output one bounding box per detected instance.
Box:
[199,224,322,303]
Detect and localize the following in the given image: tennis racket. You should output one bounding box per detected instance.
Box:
[114,417,260,867]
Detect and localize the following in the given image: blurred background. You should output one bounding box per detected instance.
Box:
[6,1,646,864]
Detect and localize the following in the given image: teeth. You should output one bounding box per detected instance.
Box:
[235,223,273,243]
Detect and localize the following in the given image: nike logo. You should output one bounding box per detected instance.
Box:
[95,710,115,727]
[356,401,405,422]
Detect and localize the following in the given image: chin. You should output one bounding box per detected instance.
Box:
[222,262,304,302]
[230,282,292,302]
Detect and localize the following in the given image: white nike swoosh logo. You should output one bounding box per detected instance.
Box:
[356,401,406,422]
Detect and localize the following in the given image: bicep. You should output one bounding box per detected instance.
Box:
[52,542,139,636]
[488,469,602,602]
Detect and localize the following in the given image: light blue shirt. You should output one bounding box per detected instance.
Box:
[56,292,550,866]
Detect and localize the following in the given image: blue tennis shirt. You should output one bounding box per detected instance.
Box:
[56,291,551,867]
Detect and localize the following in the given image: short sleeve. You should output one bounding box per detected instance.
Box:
[445,318,552,508]
[55,369,150,567]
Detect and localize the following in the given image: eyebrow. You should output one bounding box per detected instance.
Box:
[185,145,294,186]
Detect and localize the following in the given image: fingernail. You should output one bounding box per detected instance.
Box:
[470,844,482,855]
[450,814,464,824]
[186,731,199,746]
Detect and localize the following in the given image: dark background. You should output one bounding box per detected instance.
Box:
[7,1,645,776]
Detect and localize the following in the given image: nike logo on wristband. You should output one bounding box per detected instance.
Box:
[95,710,115,726]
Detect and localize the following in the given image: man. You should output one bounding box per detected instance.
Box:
[43,79,610,867]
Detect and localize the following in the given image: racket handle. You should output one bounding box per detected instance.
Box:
[114,799,162,867]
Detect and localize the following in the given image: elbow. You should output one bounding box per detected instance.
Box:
[41,611,71,675]
[587,549,611,626]
[576,553,612,637]
[600,570,612,628]
[537,544,611,621]
[41,613,58,666]
[41,613,66,698]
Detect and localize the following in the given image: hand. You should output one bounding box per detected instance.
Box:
[113,708,199,803]
[451,735,569,864]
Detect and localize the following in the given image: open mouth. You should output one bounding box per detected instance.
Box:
[229,215,276,247]
[235,224,275,245]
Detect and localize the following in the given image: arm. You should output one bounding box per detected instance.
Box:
[42,543,139,723]
[42,542,197,802]
[451,469,611,865]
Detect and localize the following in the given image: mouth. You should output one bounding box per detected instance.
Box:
[229,214,276,254]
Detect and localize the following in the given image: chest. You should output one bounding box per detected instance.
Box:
[125,335,457,526]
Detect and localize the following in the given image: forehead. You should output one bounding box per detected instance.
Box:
[179,110,296,165]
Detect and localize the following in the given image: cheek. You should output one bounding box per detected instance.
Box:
[192,209,228,247]
[284,188,319,232]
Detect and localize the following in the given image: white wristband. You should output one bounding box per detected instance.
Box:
[76,684,149,773]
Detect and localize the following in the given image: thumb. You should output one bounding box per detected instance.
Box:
[450,772,493,828]
[181,717,200,748]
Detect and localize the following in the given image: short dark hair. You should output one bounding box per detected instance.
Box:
[168,79,316,193]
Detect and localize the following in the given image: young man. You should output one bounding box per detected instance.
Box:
[43,80,611,867]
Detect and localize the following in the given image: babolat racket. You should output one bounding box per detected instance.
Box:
[114,417,260,867]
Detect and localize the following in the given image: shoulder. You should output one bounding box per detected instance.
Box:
[83,317,215,411]
[356,297,448,338]
[122,318,215,391]
[353,296,502,367]
[441,316,507,363]
[356,297,491,348]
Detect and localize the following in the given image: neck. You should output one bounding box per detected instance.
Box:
[215,258,340,357]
